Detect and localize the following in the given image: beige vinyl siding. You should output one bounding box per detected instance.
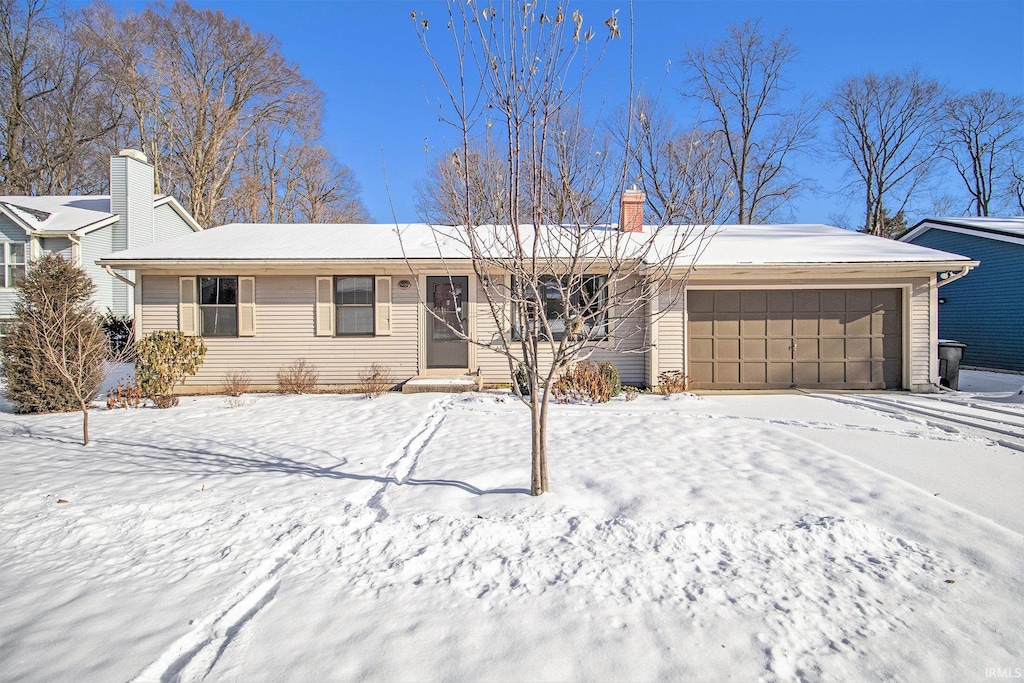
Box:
[474,274,649,387]
[141,274,418,387]
[910,277,933,389]
[652,281,686,386]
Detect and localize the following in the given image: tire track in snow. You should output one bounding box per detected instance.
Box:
[367,394,455,521]
[133,524,318,683]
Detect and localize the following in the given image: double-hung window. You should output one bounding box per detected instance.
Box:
[199,276,238,337]
[335,276,374,335]
[516,275,608,341]
[1,243,26,288]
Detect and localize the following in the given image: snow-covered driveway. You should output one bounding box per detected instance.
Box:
[1,373,1021,682]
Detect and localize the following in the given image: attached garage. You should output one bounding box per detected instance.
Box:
[687,288,903,390]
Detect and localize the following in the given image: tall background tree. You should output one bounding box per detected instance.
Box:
[0,0,121,194]
[826,70,944,237]
[682,18,816,224]
[940,89,1024,217]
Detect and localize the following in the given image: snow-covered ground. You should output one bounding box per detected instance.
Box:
[1,371,1022,682]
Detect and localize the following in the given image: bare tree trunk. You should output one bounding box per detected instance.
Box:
[81,400,89,445]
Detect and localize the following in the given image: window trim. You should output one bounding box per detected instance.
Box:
[1,242,27,289]
[334,275,376,337]
[198,275,239,338]
[512,274,609,342]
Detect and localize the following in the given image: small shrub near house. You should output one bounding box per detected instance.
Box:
[552,361,619,404]
[136,331,207,408]
[657,370,689,395]
[223,370,251,397]
[107,379,144,409]
[358,363,394,399]
[0,254,106,415]
[277,359,319,394]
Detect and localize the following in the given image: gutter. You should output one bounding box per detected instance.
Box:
[104,265,136,288]
[936,265,974,288]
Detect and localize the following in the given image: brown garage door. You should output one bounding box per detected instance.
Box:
[687,289,902,390]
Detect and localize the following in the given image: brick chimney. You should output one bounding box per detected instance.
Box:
[618,185,645,232]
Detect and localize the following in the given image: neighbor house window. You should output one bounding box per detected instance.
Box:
[335,276,374,335]
[515,275,608,341]
[1,243,26,288]
[199,276,238,337]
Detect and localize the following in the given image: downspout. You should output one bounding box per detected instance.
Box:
[104,265,136,289]
[936,265,973,288]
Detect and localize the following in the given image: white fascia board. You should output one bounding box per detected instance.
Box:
[0,203,36,235]
[902,221,1024,246]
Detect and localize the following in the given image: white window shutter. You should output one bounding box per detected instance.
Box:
[238,276,256,337]
[315,276,334,336]
[375,276,393,336]
[178,277,197,335]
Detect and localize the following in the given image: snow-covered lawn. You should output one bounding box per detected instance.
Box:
[1,372,1022,682]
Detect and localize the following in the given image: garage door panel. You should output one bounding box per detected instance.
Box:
[821,361,846,383]
[821,290,847,312]
[821,337,845,360]
[690,337,713,360]
[768,318,793,336]
[820,315,845,336]
[686,288,902,390]
[715,318,740,337]
[742,362,767,384]
[794,362,820,383]
[794,316,819,336]
[742,338,767,360]
[794,338,819,360]
[768,290,794,312]
[847,337,871,360]
[741,317,766,336]
[716,338,740,360]
[717,291,741,312]
[846,313,871,336]
[741,291,767,312]
[769,363,793,384]
[795,291,820,312]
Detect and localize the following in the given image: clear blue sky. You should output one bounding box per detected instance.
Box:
[110,0,1024,225]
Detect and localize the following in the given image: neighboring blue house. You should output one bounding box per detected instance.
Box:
[900,217,1024,372]
[0,150,202,335]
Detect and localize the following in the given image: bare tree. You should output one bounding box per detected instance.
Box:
[941,89,1024,216]
[87,0,366,227]
[619,94,735,223]
[0,0,121,194]
[1011,155,1024,214]
[826,69,944,237]
[412,1,716,495]
[683,18,816,224]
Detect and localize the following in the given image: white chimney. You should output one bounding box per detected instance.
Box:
[109,149,155,315]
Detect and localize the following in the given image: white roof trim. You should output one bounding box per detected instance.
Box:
[902,220,1024,246]
[0,203,36,235]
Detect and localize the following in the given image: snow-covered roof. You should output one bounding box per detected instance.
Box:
[0,195,117,234]
[98,221,972,268]
[901,217,1024,245]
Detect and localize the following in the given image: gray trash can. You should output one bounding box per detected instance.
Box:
[938,340,967,390]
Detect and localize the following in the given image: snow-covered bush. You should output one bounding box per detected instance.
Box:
[136,331,207,408]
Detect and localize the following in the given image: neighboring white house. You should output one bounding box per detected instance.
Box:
[0,150,203,334]
[99,192,977,393]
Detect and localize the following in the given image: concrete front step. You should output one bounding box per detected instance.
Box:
[402,375,482,394]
